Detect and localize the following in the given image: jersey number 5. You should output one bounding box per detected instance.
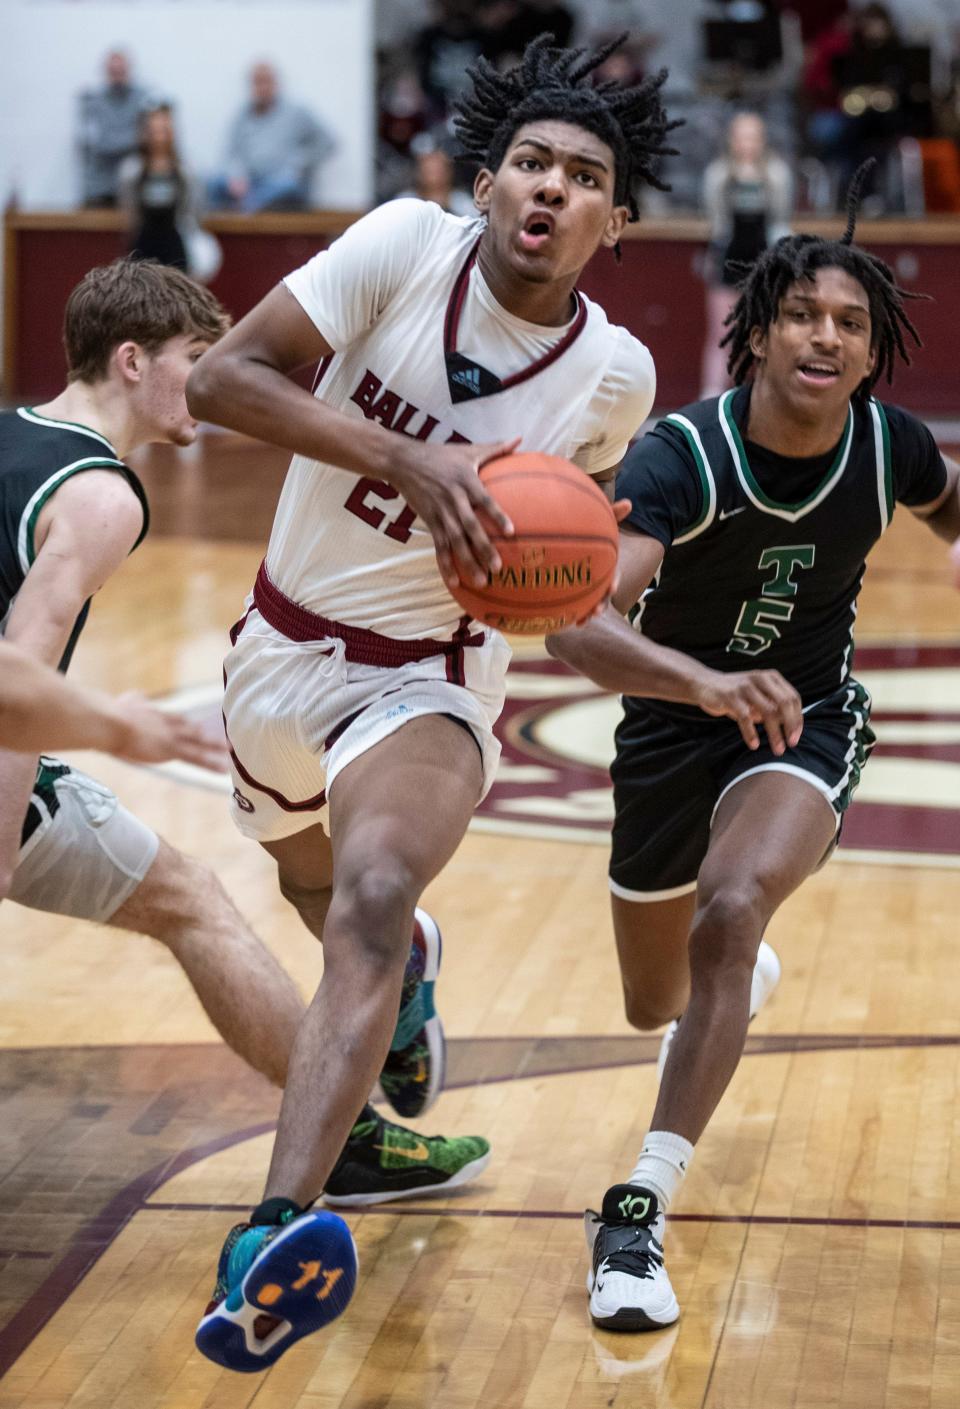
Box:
[344,477,417,544]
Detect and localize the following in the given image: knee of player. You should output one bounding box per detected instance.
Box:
[622,981,680,1032]
[138,847,223,935]
[688,887,766,974]
[278,871,333,923]
[110,852,221,946]
[329,864,419,966]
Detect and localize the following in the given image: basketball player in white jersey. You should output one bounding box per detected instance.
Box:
[187,35,678,1370]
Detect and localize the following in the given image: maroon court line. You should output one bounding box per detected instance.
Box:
[143,1201,960,1233]
[435,1033,960,1088]
[4,1031,959,1058]
[0,1120,275,1380]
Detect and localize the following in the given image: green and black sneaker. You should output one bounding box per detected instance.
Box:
[323,1105,491,1207]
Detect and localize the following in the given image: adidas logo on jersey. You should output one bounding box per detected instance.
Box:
[452,366,482,393]
[445,352,503,403]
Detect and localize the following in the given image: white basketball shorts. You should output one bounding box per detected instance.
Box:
[222,583,510,844]
[10,757,159,922]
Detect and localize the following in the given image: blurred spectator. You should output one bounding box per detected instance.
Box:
[207,62,336,212]
[119,104,193,270]
[77,50,148,208]
[786,0,849,46]
[413,1,553,117]
[803,5,852,114]
[379,63,431,158]
[806,3,920,208]
[376,55,432,203]
[701,111,793,397]
[835,5,914,116]
[414,2,487,116]
[396,133,476,216]
[118,103,221,282]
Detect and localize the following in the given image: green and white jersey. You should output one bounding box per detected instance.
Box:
[616,386,947,705]
[0,407,149,671]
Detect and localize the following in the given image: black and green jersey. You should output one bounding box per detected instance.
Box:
[617,386,947,705]
[0,407,149,671]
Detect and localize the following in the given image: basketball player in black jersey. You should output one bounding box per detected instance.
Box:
[0,259,487,1212]
[548,170,960,1330]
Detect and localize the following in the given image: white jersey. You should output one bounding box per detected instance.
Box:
[267,198,656,639]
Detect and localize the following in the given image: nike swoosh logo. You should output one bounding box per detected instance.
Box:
[373,1140,430,1162]
[718,506,746,520]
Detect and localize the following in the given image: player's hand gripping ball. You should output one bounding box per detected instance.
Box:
[449,453,619,633]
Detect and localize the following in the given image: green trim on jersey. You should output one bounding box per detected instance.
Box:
[719,390,854,522]
[18,407,118,456]
[868,398,894,529]
[18,459,130,572]
[663,413,717,544]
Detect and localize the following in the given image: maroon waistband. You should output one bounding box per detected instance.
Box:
[252,561,484,668]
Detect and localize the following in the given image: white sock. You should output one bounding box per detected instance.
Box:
[627,1130,694,1212]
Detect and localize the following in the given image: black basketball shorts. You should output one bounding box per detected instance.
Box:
[609,680,875,901]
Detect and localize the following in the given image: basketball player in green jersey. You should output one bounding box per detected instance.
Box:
[548,171,960,1330]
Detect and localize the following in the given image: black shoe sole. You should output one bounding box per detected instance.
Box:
[590,1308,678,1332]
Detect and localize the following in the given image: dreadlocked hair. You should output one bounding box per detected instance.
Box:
[722,161,927,397]
[453,32,680,225]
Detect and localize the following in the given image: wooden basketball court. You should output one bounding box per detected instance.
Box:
[0,433,958,1408]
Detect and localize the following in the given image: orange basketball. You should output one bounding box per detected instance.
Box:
[449,453,619,634]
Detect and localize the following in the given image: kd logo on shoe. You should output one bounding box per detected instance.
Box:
[618,1193,650,1221]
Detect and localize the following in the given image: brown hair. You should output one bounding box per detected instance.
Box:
[64,257,230,383]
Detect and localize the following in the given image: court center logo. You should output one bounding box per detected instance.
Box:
[153,643,960,868]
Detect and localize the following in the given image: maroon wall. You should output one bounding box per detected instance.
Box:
[8,224,959,413]
[13,229,125,402]
[9,229,335,403]
[580,236,959,416]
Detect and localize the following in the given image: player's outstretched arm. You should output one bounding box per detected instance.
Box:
[546,528,804,754]
[0,648,227,769]
[910,457,960,586]
[186,285,515,588]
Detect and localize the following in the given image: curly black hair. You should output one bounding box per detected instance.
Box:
[453,33,680,223]
[721,162,926,397]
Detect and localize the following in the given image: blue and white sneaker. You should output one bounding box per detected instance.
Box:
[196,1210,357,1372]
[379,908,445,1118]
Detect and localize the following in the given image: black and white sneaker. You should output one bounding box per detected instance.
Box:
[585,1184,679,1331]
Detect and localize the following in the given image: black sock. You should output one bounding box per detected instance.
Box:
[250,1196,306,1227]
